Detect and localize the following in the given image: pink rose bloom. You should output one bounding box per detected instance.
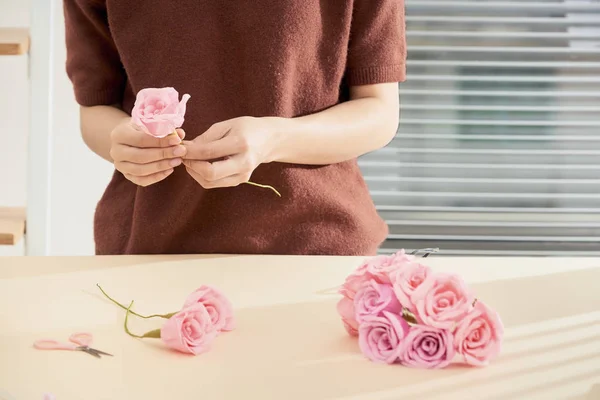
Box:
[412,273,474,330]
[339,273,366,300]
[392,262,432,314]
[183,285,235,332]
[354,279,401,323]
[366,250,415,284]
[337,296,358,336]
[340,250,415,298]
[358,311,410,364]
[161,304,217,355]
[454,301,504,366]
[43,394,56,400]
[398,325,455,369]
[131,87,191,138]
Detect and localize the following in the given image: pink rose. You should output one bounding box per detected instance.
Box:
[43,394,56,400]
[131,87,191,138]
[340,250,415,298]
[339,273,365,299]
[454,301,504,366]
[366,250,415,284]
[337,296,358,336]
[183,285,235,332]
[412,273,474,330]
[354,279,401,323]
[392,262,432,313]
[160,304,217,355]
[358,311,410,364]
[398,325,455,369]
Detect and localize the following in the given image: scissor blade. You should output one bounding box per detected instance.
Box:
[89,348,113,357]
[78,347,101,358]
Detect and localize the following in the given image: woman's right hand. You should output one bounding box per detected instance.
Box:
[109,119,187,186]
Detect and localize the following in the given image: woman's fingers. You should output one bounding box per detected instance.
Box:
[111,143,186,164]
[124,168,174,187]
[113,123,185,148]
[185,166,249,189]
[183,154,252,182]
[182,134,244,161]
[116,158,182,177]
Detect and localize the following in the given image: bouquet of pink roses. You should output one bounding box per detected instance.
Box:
[337,249,503,368]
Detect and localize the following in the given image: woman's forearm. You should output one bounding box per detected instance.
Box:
[80,105,130,162]
[268,83,400,165]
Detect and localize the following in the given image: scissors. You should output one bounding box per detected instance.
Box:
[33,332,113,358]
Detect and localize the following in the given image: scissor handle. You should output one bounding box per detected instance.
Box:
[69,332,93,347]
[33,339,77,350]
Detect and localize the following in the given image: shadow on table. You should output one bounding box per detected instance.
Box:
[247,267,599,400]
[123,267,600,400]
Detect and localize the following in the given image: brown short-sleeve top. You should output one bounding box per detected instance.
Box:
[64,0,407,255]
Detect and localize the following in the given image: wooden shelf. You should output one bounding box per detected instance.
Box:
[0,207,26,245]
[0,28,29,55]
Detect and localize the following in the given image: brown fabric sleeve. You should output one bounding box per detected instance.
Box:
[63,0,126,106]
[345,0,407,86]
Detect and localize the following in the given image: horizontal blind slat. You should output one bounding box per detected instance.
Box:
[399,89,600,97]
[397,119,600,126]
[406,75,600,83]
[405,1,600,11]
[407,31,600,39]
[375,206,600,213]
[389,134,600,140]
[361,161,600,170]
[409,46,600,53]
[365,177,600,185]
[407,60,600,68]
[405,16,600,24]
[400,104,600,112]
[386,235,600,243]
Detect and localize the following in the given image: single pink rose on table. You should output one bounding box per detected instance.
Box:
[398,325,455,369]
[131,87,191,138]
[354,279,401,323]
[183,285,235,332]
[160,303,218,355]
[412,272,474,330]
[337,296,358,336]
[392,261,432,314]
[358,311,410,364]
[454,301,504,367]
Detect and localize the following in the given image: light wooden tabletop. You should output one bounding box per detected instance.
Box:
[0,255,599,400]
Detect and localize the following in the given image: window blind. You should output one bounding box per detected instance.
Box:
[360,0,600,256]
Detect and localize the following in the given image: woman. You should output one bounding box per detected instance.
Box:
[64,0,406,255]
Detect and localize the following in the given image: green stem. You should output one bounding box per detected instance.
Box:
[244,181,281,197]
[124,301,145,338]
[97,284,175,319]
[124,301,162,339]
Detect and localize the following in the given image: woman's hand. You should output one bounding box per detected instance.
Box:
[110,119,187,186]
[182,116,278,189]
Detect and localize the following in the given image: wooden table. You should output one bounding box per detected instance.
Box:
[0,255,599,400]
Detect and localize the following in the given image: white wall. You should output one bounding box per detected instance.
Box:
[0,0,112,256]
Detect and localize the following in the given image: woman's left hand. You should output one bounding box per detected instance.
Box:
[181,116,279,189]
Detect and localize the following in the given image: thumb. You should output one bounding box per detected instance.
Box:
[176,128,186,140]
[202,121,231,142]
